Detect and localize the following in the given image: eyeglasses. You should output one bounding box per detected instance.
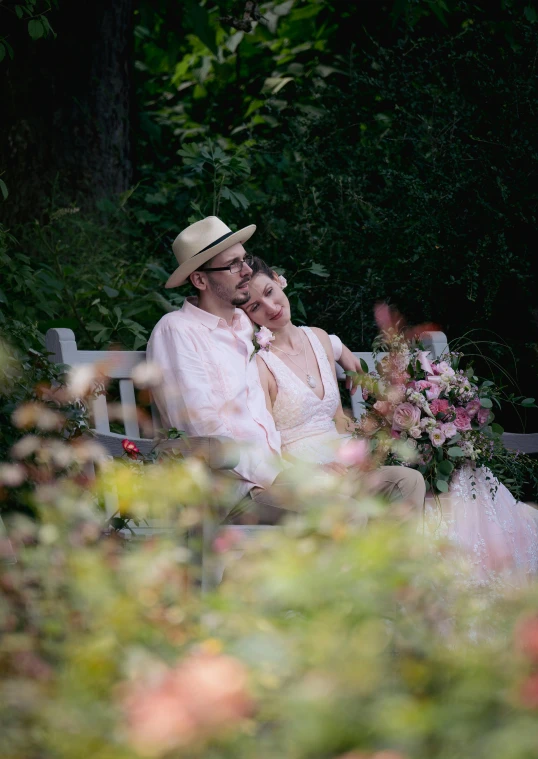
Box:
[202,254,253,275]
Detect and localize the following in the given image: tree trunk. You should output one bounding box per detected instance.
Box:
[0,0,134,224]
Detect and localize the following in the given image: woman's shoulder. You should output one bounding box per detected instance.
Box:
[307,326,333,356]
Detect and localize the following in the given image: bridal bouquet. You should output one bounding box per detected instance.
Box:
[352,330,505,495]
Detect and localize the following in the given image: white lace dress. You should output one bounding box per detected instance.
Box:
[258,327,350,465]
[426,465,538,586]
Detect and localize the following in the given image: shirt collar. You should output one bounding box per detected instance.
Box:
[182,296,246,331]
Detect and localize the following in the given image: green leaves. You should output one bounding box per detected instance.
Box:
[28,18,44,39]
[479,397,493,408]
[360,358,369,373]
[436,479,449,493]
[522,398,536,407]
[185,0,218,57]
[437,459,454,476]
[447,446,465,458]
[308,263,329,278]
[0,179,8,201]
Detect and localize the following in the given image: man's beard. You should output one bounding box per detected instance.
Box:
[207,273,250,306]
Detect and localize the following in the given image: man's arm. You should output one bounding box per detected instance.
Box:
[147,324,281,490]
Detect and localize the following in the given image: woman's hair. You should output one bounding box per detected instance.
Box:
[250,256,276,279]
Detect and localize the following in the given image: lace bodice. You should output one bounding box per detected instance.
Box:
[258,327,340,448]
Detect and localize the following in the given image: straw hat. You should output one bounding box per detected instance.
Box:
[165,216,256,288]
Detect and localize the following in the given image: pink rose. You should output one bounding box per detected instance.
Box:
[362,388,369,401]
[454,408,472,431]
[392,402,421,431]
[465,399,481,418]
[430,399,450,417]
[477,407,490,427]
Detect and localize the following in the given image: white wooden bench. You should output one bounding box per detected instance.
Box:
[44,328,454,588]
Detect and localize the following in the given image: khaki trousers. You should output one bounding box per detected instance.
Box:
[236,465,426,526]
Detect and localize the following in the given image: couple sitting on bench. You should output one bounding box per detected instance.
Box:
[147,215,426,522]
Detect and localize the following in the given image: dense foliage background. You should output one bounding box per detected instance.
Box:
[1,0,537,431]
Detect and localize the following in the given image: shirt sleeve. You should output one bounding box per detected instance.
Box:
[147,324,281,491]
[329,333,343,361]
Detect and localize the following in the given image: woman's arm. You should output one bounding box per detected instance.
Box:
[311,327,357,435]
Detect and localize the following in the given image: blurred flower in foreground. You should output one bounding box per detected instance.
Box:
[131,361,164,389]
[337,439,370,469]
[0,462,26,487]
[120,652,254,756]
[515,614,538,661]
[12,401,63,431]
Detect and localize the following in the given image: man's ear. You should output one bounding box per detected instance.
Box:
[189,271,208,291]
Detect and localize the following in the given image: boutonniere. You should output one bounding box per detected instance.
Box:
[250,325,275,360]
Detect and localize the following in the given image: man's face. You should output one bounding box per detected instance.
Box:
[204,243,253,306]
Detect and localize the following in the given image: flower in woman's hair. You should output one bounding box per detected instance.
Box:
[277,274,287,289]
[122,439,141,459]
[454,408,472,431]
[477,407,491,427]
[254,326,274,351]
[442,422,458,438]
[429,426,446,447]
[465,399,481,418]
[392,402,421,431]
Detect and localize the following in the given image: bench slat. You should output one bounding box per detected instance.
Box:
[119,379,140,438]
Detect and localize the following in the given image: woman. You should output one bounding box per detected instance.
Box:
[242,257,538,586]
[241,257,355,472]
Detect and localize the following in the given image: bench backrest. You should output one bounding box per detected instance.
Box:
[45,328,159,442]
[45,328,449,438]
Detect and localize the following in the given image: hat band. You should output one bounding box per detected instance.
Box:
[196,230,235,257]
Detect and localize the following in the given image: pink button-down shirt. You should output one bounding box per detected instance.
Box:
[147,298,282,495]
[147,297,344,497]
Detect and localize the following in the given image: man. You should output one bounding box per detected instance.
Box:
[147,216,425,512]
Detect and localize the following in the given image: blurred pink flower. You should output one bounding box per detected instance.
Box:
[373,400,393,418]
[425,383,441,401]
[213,528,242,554]
[520,673,538,709]
[454,408,472,431]
[337,439,369,469]
[465,399,481,418]
[477,407,490,426]
[515,614,538,661]
[392,402,421,431]
[121,653,254,757]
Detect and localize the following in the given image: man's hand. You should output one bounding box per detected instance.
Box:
[337,344,364,396]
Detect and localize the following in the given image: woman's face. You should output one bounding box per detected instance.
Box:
[241,273,291,329]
